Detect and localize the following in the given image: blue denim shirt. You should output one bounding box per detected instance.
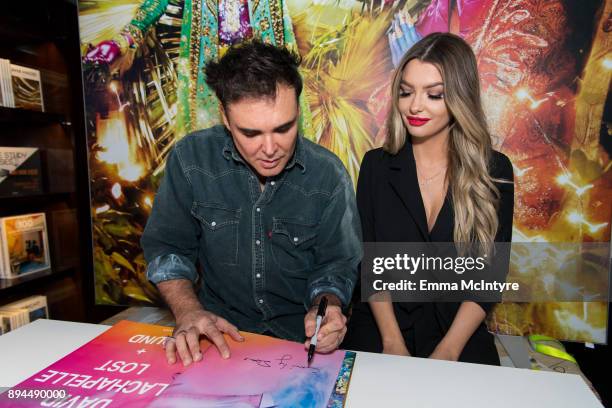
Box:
[141,125,362,341]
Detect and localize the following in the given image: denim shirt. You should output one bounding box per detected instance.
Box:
[141,125,362,342]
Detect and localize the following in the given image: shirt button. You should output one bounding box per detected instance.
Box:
[293,237,299,242]
[270,181,275,186]
[211,221,216,227]
[259,299,264,304]
[256,273,261,278]
[256,207,261,212]
[256,240,261,245]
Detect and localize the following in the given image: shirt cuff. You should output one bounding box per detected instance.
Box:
[306,280,352,310]
[146,253,198,284]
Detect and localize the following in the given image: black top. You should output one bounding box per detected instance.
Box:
[344,141,514,365]
[357,141,513,246]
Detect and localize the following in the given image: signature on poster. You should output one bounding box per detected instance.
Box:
[244,354,321,374]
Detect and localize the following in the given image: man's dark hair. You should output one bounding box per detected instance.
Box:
[205,40,302,108]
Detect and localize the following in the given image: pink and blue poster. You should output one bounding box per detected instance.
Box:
[0,320,355,407]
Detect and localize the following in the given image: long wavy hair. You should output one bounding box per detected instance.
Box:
[384,32,501,249]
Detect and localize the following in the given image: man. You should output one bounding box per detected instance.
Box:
[141,41,362,366]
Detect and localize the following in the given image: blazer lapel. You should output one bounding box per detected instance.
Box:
[387,142,430,241]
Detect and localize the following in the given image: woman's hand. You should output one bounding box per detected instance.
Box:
[429,342,460,361]
[382,339,411,356]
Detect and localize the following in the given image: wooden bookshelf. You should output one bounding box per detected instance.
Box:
[0,106,66,125]
[0,1,91,324]
[0,266,75,293]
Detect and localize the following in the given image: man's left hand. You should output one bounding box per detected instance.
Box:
[304,295,347,353]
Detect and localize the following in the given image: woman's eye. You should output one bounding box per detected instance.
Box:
[429,93,444,100]
[399,90,412,97]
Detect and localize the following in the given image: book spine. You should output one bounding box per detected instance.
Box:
[0,220,6,279]
[1,60,15,107]
[0,59,8,107]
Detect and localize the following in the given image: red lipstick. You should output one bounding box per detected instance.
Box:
[407,116,430,126]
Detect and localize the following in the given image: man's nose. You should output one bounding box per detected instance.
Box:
[262,134,277,156]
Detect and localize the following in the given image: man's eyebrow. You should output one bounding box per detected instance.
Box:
[273,117,298,132]
[236,126,261,134]
[400,80,444,89]
[236,117,298,135]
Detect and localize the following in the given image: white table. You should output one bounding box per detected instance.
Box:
[0,319,602,408]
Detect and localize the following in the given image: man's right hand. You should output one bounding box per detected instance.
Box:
[165,309,244,366]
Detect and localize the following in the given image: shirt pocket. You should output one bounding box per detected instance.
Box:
[191,202,240,266]
[270,217,318,274]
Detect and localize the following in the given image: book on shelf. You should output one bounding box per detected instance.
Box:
[0,308,29,334]
[1,295,48,323]
[10,64,44,112]
[0,58,14,108]
[0,213,50,279]
[0,146,43,197]
[0,60,6,108]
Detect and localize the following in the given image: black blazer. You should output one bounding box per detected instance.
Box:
[357,141,513,248]
[348,141,514,364]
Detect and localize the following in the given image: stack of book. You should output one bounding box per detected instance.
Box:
[0,295,48,335]
[0,213,50,279]
[0,59,44,111]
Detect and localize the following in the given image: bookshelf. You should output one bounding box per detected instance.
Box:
[0,106,66,124]
[0,1,97,323]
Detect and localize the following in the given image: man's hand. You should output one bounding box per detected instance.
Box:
[165,308,244,366]
[304,295,347,353]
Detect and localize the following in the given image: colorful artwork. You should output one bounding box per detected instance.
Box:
[78,0,611,342]
[0,320,354,407]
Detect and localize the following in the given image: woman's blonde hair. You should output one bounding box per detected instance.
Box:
[384,32,501,248]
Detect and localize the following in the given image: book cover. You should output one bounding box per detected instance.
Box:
[0,147,43,197]
[0,213,50,278]
[10,64,44,112]
[2,295,48,323]
[0,320,356,407]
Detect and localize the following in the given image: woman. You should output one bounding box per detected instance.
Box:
[343,32,514,365]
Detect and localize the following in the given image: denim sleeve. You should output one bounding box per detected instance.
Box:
[306,170,363,308]
[141,145,200,284]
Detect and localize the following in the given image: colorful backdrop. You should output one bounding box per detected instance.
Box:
[78,0,611,343]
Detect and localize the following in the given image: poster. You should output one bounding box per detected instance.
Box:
[78,0,611,343]
[0,320,355,407]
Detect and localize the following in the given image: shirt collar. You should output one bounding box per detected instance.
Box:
[222,128,307,174]
[284,133,306,173]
